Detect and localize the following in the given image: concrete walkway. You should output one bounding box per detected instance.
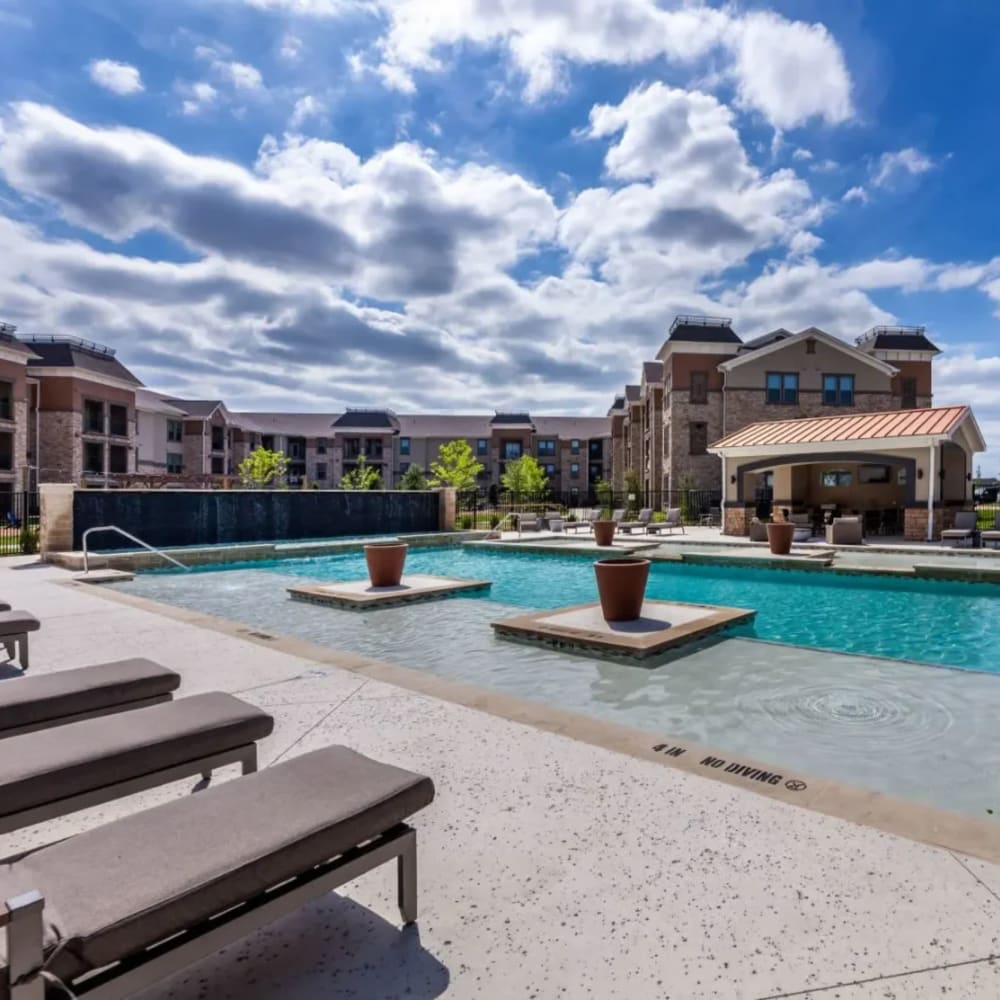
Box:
[2,557,998,999]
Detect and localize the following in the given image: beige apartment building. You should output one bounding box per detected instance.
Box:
[611,316,940,507]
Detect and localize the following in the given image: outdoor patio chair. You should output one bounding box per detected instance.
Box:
[0,692,273,834]
[747,517,768,542]
[0,610,40,671]
[788,512,812,542]
[611,508,626,524]
[517,512,541,532]
[619,508,653,534]
[940,510,978,547]
[980,514,1000,549]
[0,658,181,738]
[825,516,863,545]
[0,746,434,1000]
[647,508,685,535]
[564,509,599,533]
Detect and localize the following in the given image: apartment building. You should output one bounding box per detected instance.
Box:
[612,316,940,496]
[0,323,36,500]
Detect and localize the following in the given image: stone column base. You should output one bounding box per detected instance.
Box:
[904,505,958,541]
[723,504,751,536]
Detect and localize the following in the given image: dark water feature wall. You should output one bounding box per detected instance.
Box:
[73,490,441,550]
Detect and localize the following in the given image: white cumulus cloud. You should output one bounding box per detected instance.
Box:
[873,147,935,188]
[87,59,144,95]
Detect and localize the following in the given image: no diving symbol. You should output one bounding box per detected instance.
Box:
[785,779,808,792]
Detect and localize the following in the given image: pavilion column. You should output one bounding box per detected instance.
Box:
[927,443,936,542]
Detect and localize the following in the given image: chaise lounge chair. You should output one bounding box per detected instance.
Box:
[940,510,978,547]
[0,612,40,671]
[619,509,653,534]
[564,509,599,533]
[980,514,1000,549]
[0,692,273,834]
[647,508,685,536]
[0,659,181,738]
[1,746,435,1000]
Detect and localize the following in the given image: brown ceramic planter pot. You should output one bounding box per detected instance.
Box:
[364,542,408,587]
[766,522,795,556]
[594,558,650,622]
[593,520,617,547]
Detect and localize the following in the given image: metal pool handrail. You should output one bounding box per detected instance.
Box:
[82,526,190,572]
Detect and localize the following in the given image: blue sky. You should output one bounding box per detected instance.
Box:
[0,0,998,469]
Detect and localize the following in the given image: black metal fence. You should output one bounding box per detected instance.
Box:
[0,491,40,556]
[456,488,722,529]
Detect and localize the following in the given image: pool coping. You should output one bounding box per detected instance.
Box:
[73,579,1000,866]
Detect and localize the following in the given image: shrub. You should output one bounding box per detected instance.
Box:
[566,512,577,522]
[458,514,473,530]
[19,525,39,555]
[489,513,501,529]
[651,510,666,523]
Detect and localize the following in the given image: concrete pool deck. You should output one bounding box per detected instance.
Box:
[3,556,1000,999]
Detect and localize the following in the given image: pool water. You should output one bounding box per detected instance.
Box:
[183,545,1000,672]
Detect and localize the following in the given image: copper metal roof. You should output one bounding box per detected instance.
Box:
[711,405,970,450]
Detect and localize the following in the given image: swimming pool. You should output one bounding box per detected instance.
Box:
[162,545,1000,672]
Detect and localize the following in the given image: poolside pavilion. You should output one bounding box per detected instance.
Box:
[709,404,987,541]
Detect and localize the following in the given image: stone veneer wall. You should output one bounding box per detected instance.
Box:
[37,411,80,483]
[904,505,959,541]
[8,398,28,491]
[723,504,752,536]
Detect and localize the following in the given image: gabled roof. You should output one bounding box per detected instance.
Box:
[710,405,985,454]
[532,416,610,439]
[718,327,897,376]
[166,399,225,419]
[624,384,641,403]
[24,335,142,385]
[668,315,741,344]
[395,414,492,437]
[740,328,793,351]
[233,412,341,436]
[134,389,187,416]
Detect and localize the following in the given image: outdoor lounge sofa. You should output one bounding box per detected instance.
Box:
[981,514,1000,548]
[1,746,435,1000]
[647,508,685,536]
[0,612,40,671]
[940,510,978,547]
[825,516,863,545]
[0,659,181,738]
[0,692,273,834]
[619,509,653,534]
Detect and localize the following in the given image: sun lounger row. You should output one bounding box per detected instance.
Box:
[1,606,436,999]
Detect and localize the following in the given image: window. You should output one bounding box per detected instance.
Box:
[166,452,183,474]
[83,399,104,434]
[901,377,917,409]
[314,462,327,481]
[108,404,128,437]
[588,463,603,482]
[211,426,225,452]
[287,438,305,460]
[858,464,890,484]
[83,441,104,474]
[210,456,224,475]
[400,437,411,455]
[570,438,580,454]
[570,462,580,478]
[503,441,522,460]
[537,439,556,457]
[766,372,798,404]
[343,438,360,459]
[543,463,557,477]
[109,445,128,474]
[476,438,488,456]
[365,438,384,459]
[0,432,11,470]
[167,419,183,443]
[261,435,275,451]
[399,462,410,473]
[822,374,855,406]
[589,439,603,459]
[316,437,328,454]
[821,469,853,488]
[806,338,816,354]
[689,370,708,405]
[0,381,12,421]
[689,421,707,456]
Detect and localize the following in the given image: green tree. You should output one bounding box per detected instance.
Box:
[429,439,483,489]
[340,454,383,490]
[501,454,548,494]
[623,468,643,516]
[399,464,429,490]
[594,477,614,518]
[238,447,289,488]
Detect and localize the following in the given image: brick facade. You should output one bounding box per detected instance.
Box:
[37,410,79,483]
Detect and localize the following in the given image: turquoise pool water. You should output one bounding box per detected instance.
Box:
[165,546,1000,672]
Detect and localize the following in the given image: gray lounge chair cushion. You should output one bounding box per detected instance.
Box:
[941,511,978,537]
[0,611,40,638]
[0,658,181,733]
[0,746,434,985]
[0,692,273,817]
[0,602,9,613]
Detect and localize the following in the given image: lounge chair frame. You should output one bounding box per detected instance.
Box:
[1,633,30,671]
[3,823,418,1000]
[0,743,257,835]
[1,694,174,740]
